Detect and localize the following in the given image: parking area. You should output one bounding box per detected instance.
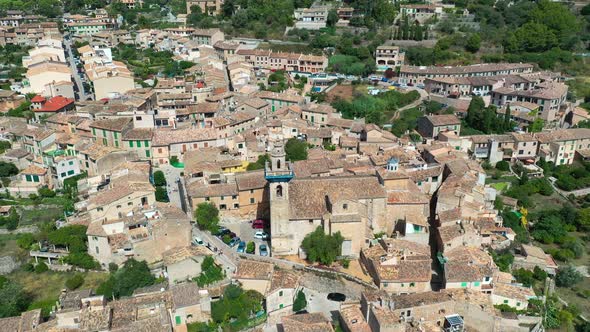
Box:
[222,220,271,256]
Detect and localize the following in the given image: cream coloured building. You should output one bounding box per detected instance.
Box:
[84,60,135,99]
[22,61,75,98]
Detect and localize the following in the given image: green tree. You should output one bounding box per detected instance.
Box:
[155,186,169,202]
[465,33,481,53]
[0,161,18,177]
[195,202,219,232]
[496,161,510,171]
[153,170,166,186]
[195,256,224,287]
[35,262,48,273]
[285,138,308,161]
[575,207,590,231]
[503,105,511,131]
[0,280,30,318]
[327,9,338,27]
[505,22,558,53]
[16,233,35,249]
[97,259,155,299]
[38,186,56,198]
[529,118,544,133]
[301,227,344,265]
[64,252,100,270]
[247,154,269,171]
[47,225,88,253]
[293,290,307,312]
[246,241,255,254]
[65,273,85,290]
[555,265,583,287]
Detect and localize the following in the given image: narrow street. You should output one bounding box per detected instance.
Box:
[63,35,92,101]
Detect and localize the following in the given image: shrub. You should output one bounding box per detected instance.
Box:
[153,171,166,186]
[246,241,255,254]
[556,266,583,287]
[64,252,100,270]
[38,187,56,198]
[195,202,219,233]
[34,262,49,273]
[65,274,85,290]
[16,233,35,249]
[496,161,510,171]
[108,263,119,273]
[293,290,307,312]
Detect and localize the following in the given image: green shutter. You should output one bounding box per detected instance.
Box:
[92,127,96,136]
[25,174,32,181]
[33,175,39,182]
[474,282,480,286]
[144,140,149,147]
[129,141,134,148]
[114,132,118,139]
[145,150,150,157]
[67,170,75,175]
[175,316,181,325]
[136,140,141,147]
[102,129,106,137]
[461,282,467,287]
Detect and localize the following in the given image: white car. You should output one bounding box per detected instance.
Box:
[254,231,269,240]
[192,237,204,245]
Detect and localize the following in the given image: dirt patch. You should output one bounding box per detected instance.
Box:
[326,84,354,103]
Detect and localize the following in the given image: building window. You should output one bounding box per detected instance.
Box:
[128,202,133,206]
[146,150,151,157]
[460,282,467,287]
[205,197,210,201]
[276,185,283,198]
[503,300,509,304]
[233,203,239,209]
[220,196,224,200]
[474,282,480,286]
[129,141,134,147]
[95,246,99,254]
[250,189,254,194]
[516,302,521,307]
[250,198,255,204]
[116,205,121,209]
[220,204,227,210]
[232,195,237,200]
[343,203,348,210]
[410,283,415,287]
[97,207,103,212]
[279,291,283,296]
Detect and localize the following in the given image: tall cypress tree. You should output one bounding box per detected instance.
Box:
[503,105,511,132]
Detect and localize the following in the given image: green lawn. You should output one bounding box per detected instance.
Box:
[556,277,590,320]
[19,207,64,225]
[8,270,109,318]
[527,193,568,214]
[490,182,510,193]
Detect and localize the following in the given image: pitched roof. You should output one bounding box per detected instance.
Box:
[281,313,334,332]
[424,114,461,126]
[235,260,273,280]
[288,176,387,220]
[235,170,267,191]
[171,282,204,309]
[89,117,132,132]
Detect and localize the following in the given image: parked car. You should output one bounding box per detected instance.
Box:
[229,237,241,247]
[252,219,266,229]
[327,293,346,302]
[254,231,269,240]
[192,237,204,246]
[237,241,246,253]
[215,227,229,236]
[259,244,268,256]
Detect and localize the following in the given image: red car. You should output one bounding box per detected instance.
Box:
[252,219,266,229]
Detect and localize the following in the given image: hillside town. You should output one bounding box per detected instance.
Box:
[0,1,588,332]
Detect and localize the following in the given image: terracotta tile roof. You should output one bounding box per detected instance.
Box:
[269,270,300,294]
[235,260,273,280]
[123,128,153,141]
[424,114,461,126]
[376,259,431,282]
[444,246,495,282]
[493,282,535,302]
[89,117,132,132]
[281,313,334,332]
[88,182,154,208]
[187,181,238,198]
[20,165,47,175]
[152,127,216,146]
[339,306,371,332]
[288,176,386,219]
[235,170,266,191]
[162,245,209,265]
[171,282,205,309]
